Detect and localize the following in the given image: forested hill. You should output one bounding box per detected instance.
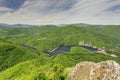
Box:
[0,25,120,80]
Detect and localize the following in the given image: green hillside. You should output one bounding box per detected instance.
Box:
[0,45,120,80]
[0,25,120,79]
[7,25,119,51]
[0,60,66,80]
[0,38,40,72]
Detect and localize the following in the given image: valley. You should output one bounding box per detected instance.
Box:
[0,24,120,80]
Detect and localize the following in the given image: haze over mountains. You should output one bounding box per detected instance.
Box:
[0,23,119,27]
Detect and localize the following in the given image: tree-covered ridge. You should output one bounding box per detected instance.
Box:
[0,38,40,72]
[0,25,120,79]
[0,46,120,80]
[9,25,119,52]
[0,25,120,50]
[0,60,66,80]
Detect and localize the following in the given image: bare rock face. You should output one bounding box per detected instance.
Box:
[67,60,120,80]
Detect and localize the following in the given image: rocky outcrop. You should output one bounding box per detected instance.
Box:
[66,60,120,80]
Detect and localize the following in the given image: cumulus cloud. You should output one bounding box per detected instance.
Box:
[0,0,120,25]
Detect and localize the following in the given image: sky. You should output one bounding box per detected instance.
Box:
[0,0,120,25]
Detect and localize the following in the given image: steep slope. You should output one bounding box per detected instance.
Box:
[0,38,40,72]
[0,60,66,80]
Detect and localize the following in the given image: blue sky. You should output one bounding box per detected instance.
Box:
[0,0,25,9]
[0,0,120,25]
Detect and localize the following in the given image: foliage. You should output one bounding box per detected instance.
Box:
[0,25,120,79]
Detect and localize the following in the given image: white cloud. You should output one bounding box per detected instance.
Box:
[0,7,14,12]
[0,0,120,25]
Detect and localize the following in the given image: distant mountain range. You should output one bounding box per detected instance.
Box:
[0,23,119,28]
[0,23,35,27]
